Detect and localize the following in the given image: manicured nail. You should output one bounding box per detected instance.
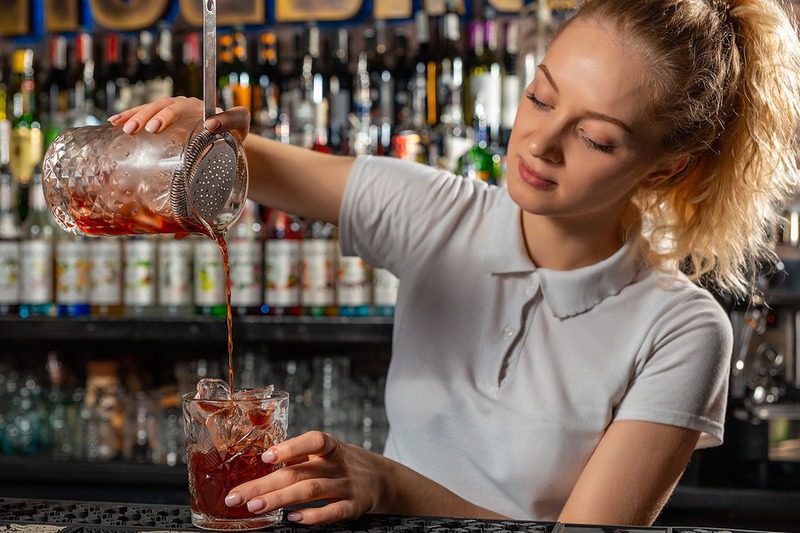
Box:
[262,449,276,463]
[224,493,243,507]
[287,512,302,522]
[246,499,265,513]
[107,114,120,123]
[144,118,162,133]
[122,120,139,135]
[205,118,221,132]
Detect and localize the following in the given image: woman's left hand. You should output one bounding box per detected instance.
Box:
[224,431,386,525]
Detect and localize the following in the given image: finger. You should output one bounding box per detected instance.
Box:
[121,96,202,135]
[243,476,352,517]
[264,431,338,465]
[205,106,251,139]
[286,500,361,525]
[231,454,337,503]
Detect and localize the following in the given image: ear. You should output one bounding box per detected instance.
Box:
[642,155,691,189]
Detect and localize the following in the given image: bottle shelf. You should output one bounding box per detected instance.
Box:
[0,316,394,344]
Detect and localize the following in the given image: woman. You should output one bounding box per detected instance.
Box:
[112,0,800,526]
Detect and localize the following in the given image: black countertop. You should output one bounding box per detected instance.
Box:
[0,497,795,533]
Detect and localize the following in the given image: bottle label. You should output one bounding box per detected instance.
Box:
[0,241,20,304]
[20,240,53,305]
[373,268,399,307]
[265,239,300,306]
[158,239,192,306]
[337,255,370,306]
[56,239,90,305]
[124,239,156,306]
[301,239,335,306]
[229,240,262,307]
[89,239,122,306]
[194,240,225,306]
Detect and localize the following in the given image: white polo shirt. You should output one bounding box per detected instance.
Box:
[339,156,733,521]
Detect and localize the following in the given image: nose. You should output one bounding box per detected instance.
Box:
[527,121,564,165]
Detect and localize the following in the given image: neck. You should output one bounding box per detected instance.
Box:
[520,210,629,271]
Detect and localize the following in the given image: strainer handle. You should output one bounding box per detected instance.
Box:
[203,0,217,124]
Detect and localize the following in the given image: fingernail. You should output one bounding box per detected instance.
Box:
[287,512,302,522]
[224,493,243,507]
[262,449,276,463]
[144,118,162,133]
[107,114,120,123]
[122,120,138,135]
[246,499,265,513]
[206,118,221,131]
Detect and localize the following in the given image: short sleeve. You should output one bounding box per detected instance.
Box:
[339,155,488,276]
[613,290,733,448]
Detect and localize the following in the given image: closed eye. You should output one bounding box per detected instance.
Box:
[525,91,549,110]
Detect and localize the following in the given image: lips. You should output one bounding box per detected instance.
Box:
[517,159,558,191]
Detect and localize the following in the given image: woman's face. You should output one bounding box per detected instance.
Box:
[507,18,675,228]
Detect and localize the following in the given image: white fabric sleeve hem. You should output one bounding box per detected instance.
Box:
[613,406,724,449]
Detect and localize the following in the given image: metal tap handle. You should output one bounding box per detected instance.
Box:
[202,0,217,124]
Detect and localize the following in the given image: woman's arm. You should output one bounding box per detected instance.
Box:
[558,420,700,526]
[226,431,508,525]
[109,97,353,224]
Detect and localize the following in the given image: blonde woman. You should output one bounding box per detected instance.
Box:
[113,0,800,526]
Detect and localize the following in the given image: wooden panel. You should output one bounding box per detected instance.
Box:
[89,0,171,31]
[0,0,29,37]
[487,0,523,12]
[424,0,465,16]
[44,0,82,32]
[180,0,265,27]
[275,0,363,22]
[374,0,412,19]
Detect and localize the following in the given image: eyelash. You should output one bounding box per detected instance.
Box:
[524,91,615,155]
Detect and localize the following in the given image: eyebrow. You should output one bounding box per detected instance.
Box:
[538,64,634,135]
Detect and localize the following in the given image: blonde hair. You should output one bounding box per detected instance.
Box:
[568,0,800,300]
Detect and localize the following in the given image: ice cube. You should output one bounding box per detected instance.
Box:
[204,403,239,453]
[232,385,275,401]
[195,378,231,400]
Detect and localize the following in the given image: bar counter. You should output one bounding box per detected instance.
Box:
[0,497,793,533]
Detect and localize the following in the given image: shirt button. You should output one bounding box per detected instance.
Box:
[503,327,515,338]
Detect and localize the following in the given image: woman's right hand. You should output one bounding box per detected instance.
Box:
[107,96,251,144]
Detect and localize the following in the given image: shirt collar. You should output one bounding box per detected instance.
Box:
[483,193,643,318]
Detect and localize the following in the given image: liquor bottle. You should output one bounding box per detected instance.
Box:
[463,18,483,127]
[157,235,193,317]
[89,237,124,317]
[501,19,521,148]
[44,36,69,148]
[254,31,280,139]
[19,164,55,318]
[0,120,20,316]
[328,29,352,154]
[292,24,324,148]
[131,31,156,108]
[175,32,203,100]
[368,22,394,156]
[351,50,372,157]
[437,60,472,172]
[372,268,399,317]
[437,0,464,128]
[98,34,132,119]
[480,10,505,145]
[392,30,412,131]
[10,49,44,192]
[147,24,175,102]
[228,199,263,316]
[412,9,439,128]
[263,209,303,316]
[301,219,337,317]
[69,32,101,128]
[229,29,252,113]
[336,250,370,318]
[54,229,90,318]
[311,99,332,154]
[456,98,499,186]
[193,236,226,317]
[123,236,157,317]
[217,34,235,111]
